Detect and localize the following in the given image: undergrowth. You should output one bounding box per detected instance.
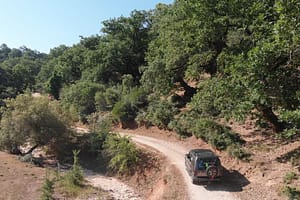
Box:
[59,150,84,196]
[169,113,250,160]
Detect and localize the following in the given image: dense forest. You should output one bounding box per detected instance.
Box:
[0,0,299,162]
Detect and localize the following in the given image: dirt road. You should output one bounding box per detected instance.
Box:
[127,134,239,200]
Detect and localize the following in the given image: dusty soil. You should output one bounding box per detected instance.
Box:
[0,152,45,200]
[0,151,113,200]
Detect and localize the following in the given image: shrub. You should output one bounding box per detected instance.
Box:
[95,92,109,111]
[167,111,197,136]
[103,133,139,175]
[65,150,84,186]
[40,173,54,200]
[226,144,251,161]
[142,99,179,129]
[282,186,300,200]
[95,86,122,112]
[77,115,112,156]
[0,94,70,154]
[60,150,84,196]
[279,108,300,128]
[111,87,147,125]
[112,99,137,124]
[191,118,245,151]
[60,81,105,122]
[278,128,300,140]
[278,108,300,140]
[284,172,298,184]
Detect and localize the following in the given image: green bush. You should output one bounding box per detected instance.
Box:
[280,108,300,128]
[168,111,196,136]
[168,112,249,160]
[279,128,300,140]
[191,118,245,151]
[77,115,112,156]
[95,92,109,111]
[103,133,139,174]
[190,77,252,121]
[40,176,54,200]
[64,150,84,186]
[282,186,300,200]
[60,150,84,196]
[278,108,300,139]
[284,172,298,184]
[112,99,137,124]
[141,99,179,129]
[111,87,147,125]
[95,86,122,112]
[226,144,251,161]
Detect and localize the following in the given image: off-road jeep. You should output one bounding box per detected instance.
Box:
[185,149,223,184]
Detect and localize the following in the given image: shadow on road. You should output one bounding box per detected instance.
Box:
[195,169,250,192]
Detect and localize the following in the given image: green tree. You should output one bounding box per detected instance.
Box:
[60,81,105,121]
[83,10,152,84]
[36,45,68,91]
[0,94,70,154]
[46,72,62,99]
[189,0,300,132]
[0,44,11,62]
[40,172,54,200]
[142,0,254,102]
[0,45,46,96]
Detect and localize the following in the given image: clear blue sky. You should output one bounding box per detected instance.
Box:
[0,0,173,53]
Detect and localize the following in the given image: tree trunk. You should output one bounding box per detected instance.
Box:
[178,78,197,103]
[206,59,218,75]
[205,40,226,76]
[256,104,286,133]
[24,144,39,155]
[10,145,22,155]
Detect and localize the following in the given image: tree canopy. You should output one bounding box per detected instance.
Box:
[0,94,70,153]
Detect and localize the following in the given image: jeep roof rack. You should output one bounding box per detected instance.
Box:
[190,149,217,159]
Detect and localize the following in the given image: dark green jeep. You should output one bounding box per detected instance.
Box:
[185,149,223,184]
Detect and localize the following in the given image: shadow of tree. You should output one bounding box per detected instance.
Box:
[276,146,300,169]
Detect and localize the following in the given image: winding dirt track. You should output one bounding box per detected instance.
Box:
[126,133,239,200]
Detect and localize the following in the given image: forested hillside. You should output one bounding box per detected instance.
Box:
[1,0,299,146]
[0,0,299,179]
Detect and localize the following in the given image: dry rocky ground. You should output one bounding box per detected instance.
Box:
[0,121,299,200]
